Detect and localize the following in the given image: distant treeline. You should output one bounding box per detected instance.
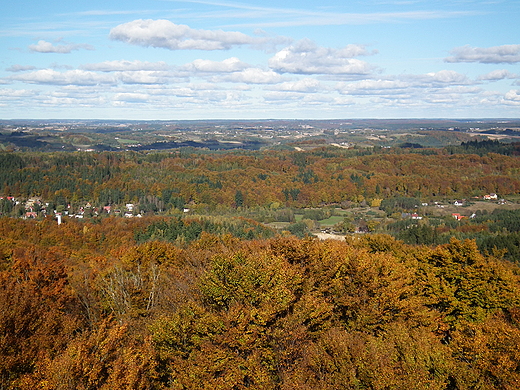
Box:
[446,139,520,156]
[2,144,520,212]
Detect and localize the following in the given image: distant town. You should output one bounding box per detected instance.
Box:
[2,118,520,152]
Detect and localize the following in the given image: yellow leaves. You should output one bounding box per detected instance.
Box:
[121,241,183,268]
[370,198,383,207]
[345,233,406,257]
[281,324,451,390]
[199,250,301,322]
[419,238,520,325]
[449,313,520,389]
[29,319,158,390]
[2,217,520,389]
[152,303,223,360]
[151,303,277,389]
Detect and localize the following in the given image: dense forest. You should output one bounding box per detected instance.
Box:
[2,141,520,389]
[1,216,520,389]
[1,143,520,212]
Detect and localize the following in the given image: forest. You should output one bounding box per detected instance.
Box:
[1,140,520,389]
[1,142,520,211]
[1,216,520,389]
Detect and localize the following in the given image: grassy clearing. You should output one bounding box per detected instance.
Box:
[116,138,140,145]
[318,215,345,227]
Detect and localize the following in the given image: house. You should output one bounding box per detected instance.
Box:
[26,198,41,208]
[454,200,464,206]
[452,213,464,221]
[411,213,423,220]
[484,193,498,200]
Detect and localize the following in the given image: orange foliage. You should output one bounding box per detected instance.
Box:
[0,218,519,389]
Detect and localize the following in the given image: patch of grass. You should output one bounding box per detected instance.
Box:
[117,138,140,145]
[318,215,345,227]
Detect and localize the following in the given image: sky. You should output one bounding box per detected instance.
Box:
[1,0,519,120]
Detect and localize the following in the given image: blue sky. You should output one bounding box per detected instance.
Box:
[1,0,519,120]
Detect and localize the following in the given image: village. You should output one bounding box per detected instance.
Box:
[0,192,512,232]
[0,196,152,222]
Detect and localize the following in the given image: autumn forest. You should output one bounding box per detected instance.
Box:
[2,140,520,389]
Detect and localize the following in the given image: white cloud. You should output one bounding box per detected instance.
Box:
[109,19,275,51]
[272,78,323,92]
[28,40,94,53]
[504,90,520,102]
[220,68,284,84]
[116,71,171,84]
[268,39,375,75]
[336,79,409,95]
[6,64,37,72]
[262,91,336,105]
[82,60,169,72]
[10,68,173,86]
[445,44,520,64]
[12,69,115,85]
[182,57,250,72]
[0,88,40,98]
[113,92,150,103]
[423,70,471,84]
[435,86,481,94]
[477,69,518,81]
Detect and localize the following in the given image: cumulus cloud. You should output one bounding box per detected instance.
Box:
[477,69,518,81]
[117,71,171,85]
[6,64,37,72]
[109,19,276,51]
[28,40,94,53]
[11,69,115,86]
[336,79,410,95]
[113,92,150,103]
[82,60,169,72]
[445,44,520,64]
[268,39,376,75]
[182,57,250,73]
[0,88,40,98]
[504,90,520,102]
[220,68,285,84]
[10,67,174,86]
[423,70,471,84]
[272,78,323,92]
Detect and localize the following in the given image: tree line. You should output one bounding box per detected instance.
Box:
[2,144,520,213]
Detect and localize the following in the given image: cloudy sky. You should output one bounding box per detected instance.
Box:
[1,0,519,120]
